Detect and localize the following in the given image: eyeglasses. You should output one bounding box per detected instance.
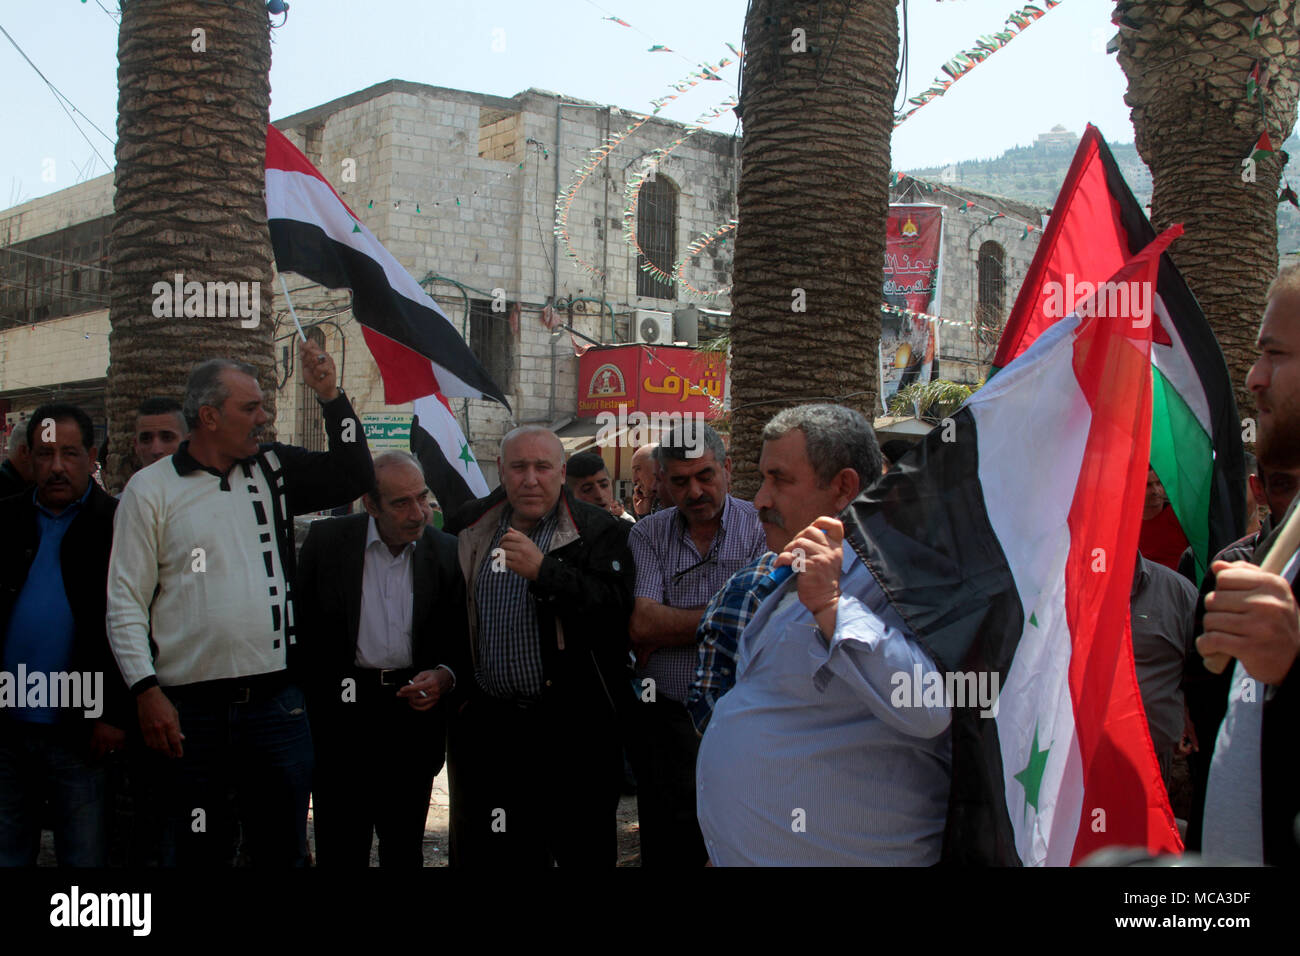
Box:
[671,551,718,584]
[670,533,722,585]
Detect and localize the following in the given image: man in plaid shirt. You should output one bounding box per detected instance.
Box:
[685,405,879,735]
[626,422,765,866]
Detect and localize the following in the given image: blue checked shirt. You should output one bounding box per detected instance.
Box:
[628,495,767,703]
[685,551,781,734]
[473,505,559,699]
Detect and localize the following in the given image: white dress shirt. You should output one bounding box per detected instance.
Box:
[355,517,415,669]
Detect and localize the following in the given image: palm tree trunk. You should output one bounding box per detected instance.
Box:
[105,0,275,490]
[1114,1,1300,419]
[729,0,898,497]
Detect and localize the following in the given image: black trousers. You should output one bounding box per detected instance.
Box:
[310,686,445,868]
[626,696,707,867]
[446,692,621,868]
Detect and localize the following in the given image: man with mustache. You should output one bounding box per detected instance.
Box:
[0,404,131,865]
[688,404,876,734]
[695,404,952,865]
[1199,265,1300,865]
[626,422,764,866]
[107,340,373,866]
[297,450,467,866]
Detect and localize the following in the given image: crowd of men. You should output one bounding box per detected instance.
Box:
[2,267,1300,867]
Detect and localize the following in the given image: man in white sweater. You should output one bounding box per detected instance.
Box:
[106,340,373,866]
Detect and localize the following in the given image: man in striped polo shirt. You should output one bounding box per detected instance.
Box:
[626,422,765,866]
[107,341,373,866]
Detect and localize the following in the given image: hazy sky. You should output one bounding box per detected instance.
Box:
[2,0,1140,207]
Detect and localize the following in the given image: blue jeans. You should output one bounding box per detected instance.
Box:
[0,718,106,866]
[160,682,313,867]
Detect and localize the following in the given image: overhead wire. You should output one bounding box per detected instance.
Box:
[0,24,114,173]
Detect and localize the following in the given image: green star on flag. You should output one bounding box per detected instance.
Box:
[1014,722,1052,816]
[458,441,475,469]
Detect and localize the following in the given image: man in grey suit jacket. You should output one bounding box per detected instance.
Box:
[296,450,468,867]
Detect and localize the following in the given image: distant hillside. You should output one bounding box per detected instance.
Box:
[907,132,1300,258]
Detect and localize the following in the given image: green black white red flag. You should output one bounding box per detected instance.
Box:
[991,124,1245,581]
[844,229,1186,865]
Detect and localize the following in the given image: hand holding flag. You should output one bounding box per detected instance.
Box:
[300,338,339,402]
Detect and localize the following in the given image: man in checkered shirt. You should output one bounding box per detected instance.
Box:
[443,426,635,867]
[626,421,765,866]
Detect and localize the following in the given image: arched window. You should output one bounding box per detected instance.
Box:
[636,176,677,300]
[977,241,1006,330]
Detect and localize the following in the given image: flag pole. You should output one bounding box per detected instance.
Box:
[1202,503,1300,674]
[278,272,308,342]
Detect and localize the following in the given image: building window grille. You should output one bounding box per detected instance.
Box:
[976,240,1006,332]
[469,297,514,394]
[636,176,677,300]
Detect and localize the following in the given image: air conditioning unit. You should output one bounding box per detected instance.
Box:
[634,309,672,345]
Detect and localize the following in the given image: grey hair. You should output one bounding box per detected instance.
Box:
[761,404,881,490]
[6,423,27,456]
[655,421,725,465]
[368,449,426,500]
[183,359,257,429]
[499,425,563,462]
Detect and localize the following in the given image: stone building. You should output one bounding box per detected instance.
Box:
[0,80,739,487]
[1,78,1045,488]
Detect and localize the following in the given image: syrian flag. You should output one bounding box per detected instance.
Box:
[993,125,1244,581]
[410,393,490,517]
[265,124,503,506]
[844,230,1185,866]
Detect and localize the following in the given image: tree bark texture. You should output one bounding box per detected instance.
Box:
[729,0,898,497]
[106,0,275,491]
[1114,0,1300,421]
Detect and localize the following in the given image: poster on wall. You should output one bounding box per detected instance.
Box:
[880,204,943,406]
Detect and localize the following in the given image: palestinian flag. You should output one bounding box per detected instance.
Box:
[264,124,507,409]
[265,123,502,506]
[844,230,1185,865]
[1248,132,1274,164]
[993,124,1244,581]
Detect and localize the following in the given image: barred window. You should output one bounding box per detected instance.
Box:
[977,240,1006,328]
[469,297,514,393]
[636,176,677,300]
[0,215,112,327]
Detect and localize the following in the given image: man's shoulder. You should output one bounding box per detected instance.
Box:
[417,523,460,558]
[723,495,763,531]
[305,512,368,542]
[565,493,625,543]
[444,487,507,536]
[0,488,33,522]
[719,551,779,594]
[628,504,678,539]
[725,495,759,517]
[1144,556,1198,606]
